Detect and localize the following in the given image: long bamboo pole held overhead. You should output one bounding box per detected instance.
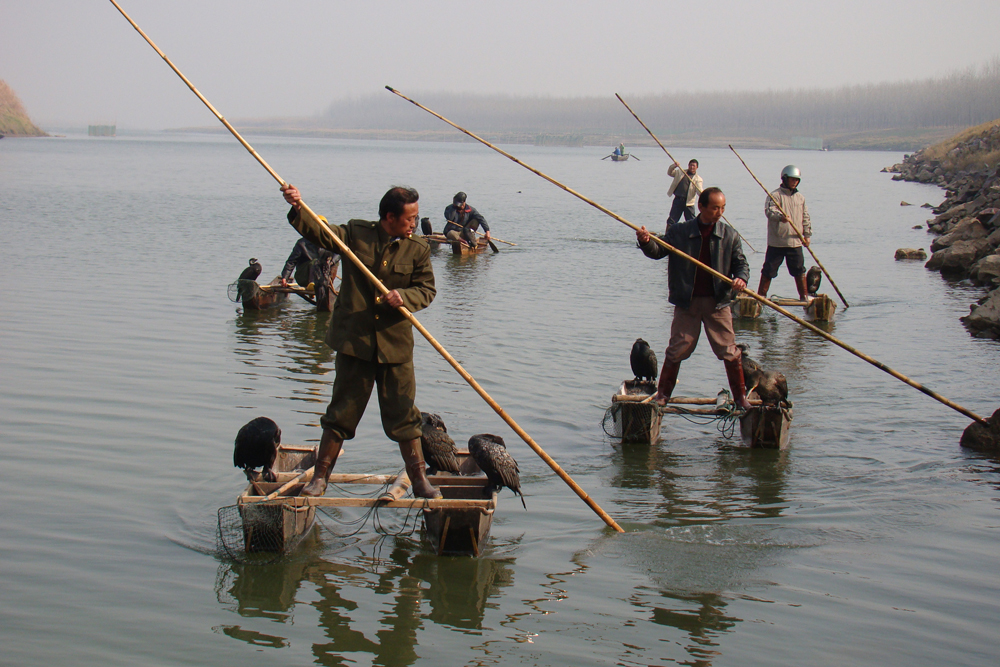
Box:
[108,0,624,533]
[730,145,851,309]
[614,94,757,253]
[384,86,987,427]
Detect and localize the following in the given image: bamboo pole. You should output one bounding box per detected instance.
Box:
[729,145,850,309]
[109,0,623,533]
[615,94,757,253]
[385,86,987,427]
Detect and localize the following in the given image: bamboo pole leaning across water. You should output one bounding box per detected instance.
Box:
[384,86,987,427]
[729,145,851,309]
[108,0,623,533]
[614,94,757,253]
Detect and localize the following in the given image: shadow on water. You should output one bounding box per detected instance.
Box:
[214,533,516,666]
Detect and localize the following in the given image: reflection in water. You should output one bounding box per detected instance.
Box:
[650,590,741,666]
[439,254,494,339]
[232,307,335,409]
[215,535,515,665]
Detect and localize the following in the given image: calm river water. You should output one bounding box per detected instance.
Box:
[2,133,998,666]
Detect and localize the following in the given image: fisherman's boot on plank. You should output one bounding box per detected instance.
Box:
[653,360,681,407]
[724,358,753,410]
[399,438,442,499]
[757,276,771,300]
[795,274,813,303]
[302,429,343,497]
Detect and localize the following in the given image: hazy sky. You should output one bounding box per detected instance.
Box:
[4,0,1000,130]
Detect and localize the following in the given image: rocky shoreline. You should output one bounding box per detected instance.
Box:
[885,121,1000,340]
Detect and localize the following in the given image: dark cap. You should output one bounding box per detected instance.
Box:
[453,191,467,204]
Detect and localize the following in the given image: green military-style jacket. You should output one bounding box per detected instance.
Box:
[288,208,436,364]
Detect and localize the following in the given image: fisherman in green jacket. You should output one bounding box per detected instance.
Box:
[280,183,441,499]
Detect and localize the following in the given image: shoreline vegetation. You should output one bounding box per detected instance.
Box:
[175,58,1000,151]
[0,79,47,137]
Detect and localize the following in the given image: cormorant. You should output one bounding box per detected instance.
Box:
[806,266,822,296]
[468,434,525,509]
[736,344,788,406]
[239,258,262,282]
[420,412,460,474]
[420,217,433,235]
[233,416,280,483]
[630,338,658,382]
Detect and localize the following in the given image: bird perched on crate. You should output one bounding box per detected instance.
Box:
[468,434,526,509]
[630,338,658,382]
[233,416,280,483]
[238,258,262,282]
[805,266,822,296]
[420,412,460,474]
[735,344,788,406]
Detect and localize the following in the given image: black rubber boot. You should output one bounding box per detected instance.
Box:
[399,438,442,499]
[653,361,681,407]
[302,429,343,497]
[724,359,752,410]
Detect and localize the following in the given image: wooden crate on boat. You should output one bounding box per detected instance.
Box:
[452,237,491,255]
[739,393,793,449]
[733,294,763,319]
[770,294,836,322]
[611,380,662,444]
[425,456,497,557]
[237,444,318,553]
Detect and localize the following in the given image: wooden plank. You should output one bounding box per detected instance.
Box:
[299,497,495,509]
[613,394,762,406]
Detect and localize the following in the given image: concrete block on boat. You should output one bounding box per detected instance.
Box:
[895,248,927,260]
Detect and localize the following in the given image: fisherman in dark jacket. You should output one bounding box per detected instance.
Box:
[280,236,340,289]
[280,183,441,499]
[443,192,490,247]
[636,187,752,409]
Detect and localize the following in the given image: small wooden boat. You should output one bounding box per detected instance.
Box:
[611,153,630,162]
[611,386,792,448]
[237,444,318,553]
[233,277,337,311]
[610,380,663,444]
[733,293,836,322]
[422,233,493,255]
[236,449,497,557]
[739,392,793,449]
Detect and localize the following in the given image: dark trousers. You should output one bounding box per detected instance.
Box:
[320,352,422,442]
[761,246,806,278]
[666,196,696,229]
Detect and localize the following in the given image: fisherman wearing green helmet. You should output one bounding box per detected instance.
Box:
[757,165,813,302]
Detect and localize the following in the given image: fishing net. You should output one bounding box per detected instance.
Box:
[603,387,746,441]
[215,471,425,565]
[227,279,260,303]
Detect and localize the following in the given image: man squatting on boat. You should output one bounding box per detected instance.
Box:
[443,191,491,247]
[757,165,813,302]
[280,234,341,289]
[280,183,442,499]
[636,187,753,410]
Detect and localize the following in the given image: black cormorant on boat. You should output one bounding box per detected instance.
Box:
[234,416,280,483]
[736,344,788,406]
[468,434,525,509]
[806,266,822,296]
[630,338,658,382]
[420,412,461,474]
[239,258,262,282]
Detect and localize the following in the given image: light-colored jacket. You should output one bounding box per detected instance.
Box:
[666,165,703,207]
[765,186,812,248]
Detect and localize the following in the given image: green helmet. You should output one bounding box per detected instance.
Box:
[781,165,801,180]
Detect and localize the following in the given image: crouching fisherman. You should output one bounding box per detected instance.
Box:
[280,183,442,498]
[635,187,752,410]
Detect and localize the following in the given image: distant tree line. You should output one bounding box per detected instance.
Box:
[315,58,1000,139]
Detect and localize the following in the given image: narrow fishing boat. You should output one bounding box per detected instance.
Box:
[733,293,836,322]
[421,234,493,255]
[608,384,792,448]
[230,277,337,311]
[235,448,497,556]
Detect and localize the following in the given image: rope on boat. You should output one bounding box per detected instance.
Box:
[602,390,744,441]
[216,469,424,565]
